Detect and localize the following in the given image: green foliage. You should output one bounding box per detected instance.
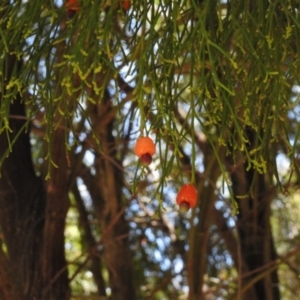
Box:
[1,0,300,179]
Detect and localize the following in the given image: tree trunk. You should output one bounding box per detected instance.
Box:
[0,51,70,299]
[228,128,280,300]
[188,145,223,300]
[91,90,136,300]
[41,124,70,299]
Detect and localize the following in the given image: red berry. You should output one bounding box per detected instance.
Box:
[66,0,80,12]
[176,184,197,212]
[122,0,131,11]
[140,153,153,165]
[134,136,156,166]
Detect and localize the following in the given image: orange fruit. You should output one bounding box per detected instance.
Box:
[66,0,80,12]
[122,0,131,11]
[134,136,156,165]
[176,184,197,212]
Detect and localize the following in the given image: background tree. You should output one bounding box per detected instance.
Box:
[1,0,300,299]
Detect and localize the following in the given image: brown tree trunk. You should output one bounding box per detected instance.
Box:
[188,145,224,300]
[41,124,70,299]
[90,89,136,300]
[228,128,280,300]
[0,52,70,299]
[72,184,107,296]
[0,52,46,299]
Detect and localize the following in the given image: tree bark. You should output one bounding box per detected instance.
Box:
[0,44,70,300]
[0,51,47,299]
[91,90,136,300]
[228,128,280,300]
[72,184,107,296]
[188,145,223,300]
[41,123,70,299]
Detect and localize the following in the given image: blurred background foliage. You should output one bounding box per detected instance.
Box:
[1,0,300,299]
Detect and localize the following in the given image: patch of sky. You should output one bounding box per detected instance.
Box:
[124,16,137,38]
[182,141,205,173]
[215,199,236,229]
[162,186,177,208]
[289,85,300,122]
[75,145,82,154]
[77,177,93,208]
[288,105,300,122]
[181,285,189,295]
[83,149,95,167]
[159,257,171,271]
[28,84,40,96]
[37,59,47,79]
[212,249,233,269]
[145,227,156,243]
[25,35,35,47]
[172,274,184,291]
[216,175,231,199]
[129,222,138,230]
[292,85,300,94]
[190,216,198,228]
[173,255,184,274]
[127,201,141,216]
[54,0,63,8]
[276,152,290,177]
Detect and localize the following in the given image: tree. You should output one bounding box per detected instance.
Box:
[1,0,300,299]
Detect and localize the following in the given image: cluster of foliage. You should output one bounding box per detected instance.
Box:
[0,0,300,299]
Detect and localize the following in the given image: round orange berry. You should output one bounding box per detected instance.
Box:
[176,184,197,212]
[134,136,156,165]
